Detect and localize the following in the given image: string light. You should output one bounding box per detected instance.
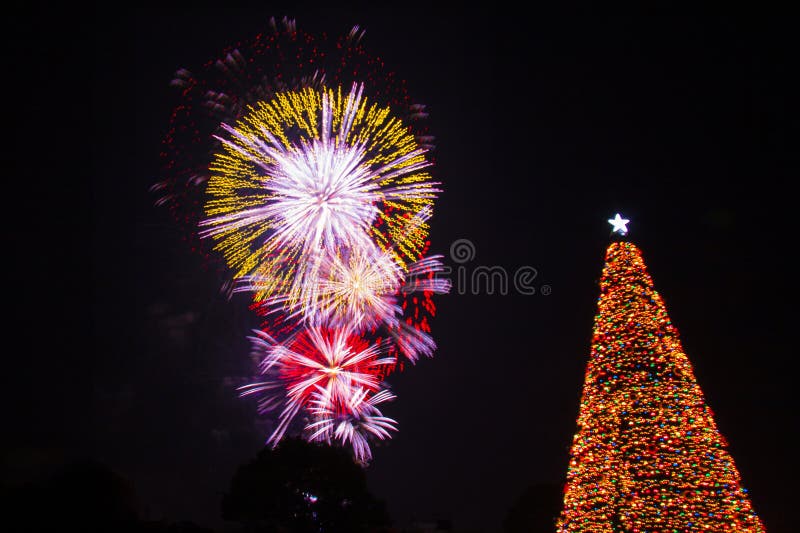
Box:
[557,241,766,532]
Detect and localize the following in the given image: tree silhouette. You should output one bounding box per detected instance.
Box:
[503,483,562,533]
[221,438,390,532]
[3,455,141,532]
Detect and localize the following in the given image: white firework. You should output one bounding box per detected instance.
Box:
[236,207,451,336]
[306,386,397,463]
[199,83,437,304]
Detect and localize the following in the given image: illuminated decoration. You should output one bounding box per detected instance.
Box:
[608,213,630,235]
[556,240,766,532]
[156,18,448,463]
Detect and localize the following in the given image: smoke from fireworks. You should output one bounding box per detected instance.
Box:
[157,17,446,463]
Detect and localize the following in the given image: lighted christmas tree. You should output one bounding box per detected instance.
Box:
[556,215,766,532]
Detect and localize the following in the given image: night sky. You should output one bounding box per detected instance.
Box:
[8,7,796,532]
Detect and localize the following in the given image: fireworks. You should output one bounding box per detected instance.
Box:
[200,83,439,307]
[158,18,446,463]
[307,387,398,464]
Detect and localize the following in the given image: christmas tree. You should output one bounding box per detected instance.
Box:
[556,215,766,532]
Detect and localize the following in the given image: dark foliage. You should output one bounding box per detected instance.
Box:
[221,438,391,532]
[2,455,140,532]
[503,483,563,533]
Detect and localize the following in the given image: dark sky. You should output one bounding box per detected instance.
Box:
[7,7,796,532]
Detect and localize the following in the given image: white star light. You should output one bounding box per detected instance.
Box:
[608,213,630,235]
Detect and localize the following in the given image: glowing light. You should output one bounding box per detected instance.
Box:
[200,83,440,306]
[240,242,450,337]
[307,386,397,464]
[240,326,395,448]
[157,20,447,462]
[556,241,766,532]
[608,213,630,235]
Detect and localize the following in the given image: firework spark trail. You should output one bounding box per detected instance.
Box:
[199,83,440,306]
[235,209,450,335]
[160,20,446,462]
[306,386,398,464]
[242,326,396,451]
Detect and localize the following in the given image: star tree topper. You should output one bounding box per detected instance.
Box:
[608,213,630,235]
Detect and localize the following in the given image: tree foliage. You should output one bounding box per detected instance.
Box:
[221,439,390,532]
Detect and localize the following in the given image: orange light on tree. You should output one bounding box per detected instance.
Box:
[556,219,766,532]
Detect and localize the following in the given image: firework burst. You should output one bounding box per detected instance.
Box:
[238,218,450,336]
[241,326,395,448]
[199,83,439,307]
[307,387,397,464]
[157,18,446,463]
